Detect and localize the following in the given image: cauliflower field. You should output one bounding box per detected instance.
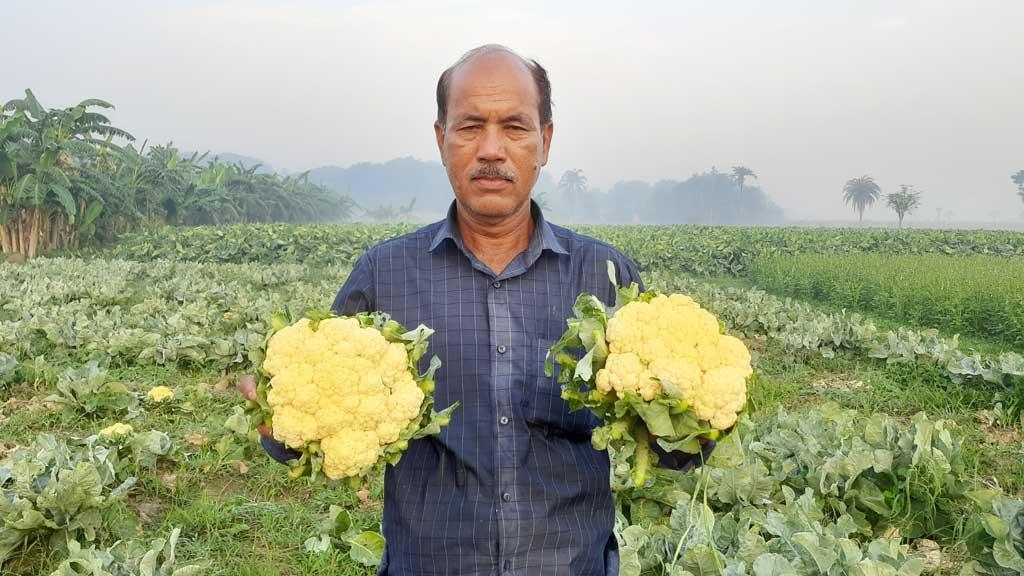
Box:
[2,225,1024,575]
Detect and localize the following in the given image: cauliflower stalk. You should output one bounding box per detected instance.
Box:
[547,262,752,488]
[246,311,458,481]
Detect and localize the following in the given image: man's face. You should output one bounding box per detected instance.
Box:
[435,52,553,220]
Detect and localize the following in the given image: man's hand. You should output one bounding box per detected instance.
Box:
[649,436,716,473]
[236,374,273,439]
[238,374,303,465]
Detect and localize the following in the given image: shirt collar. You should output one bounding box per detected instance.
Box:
[428,199,569,257]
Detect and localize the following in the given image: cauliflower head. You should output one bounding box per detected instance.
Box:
[596,293,751,430]
[99,422,134,441]
[147,386,174,403]
[263,317,425,479]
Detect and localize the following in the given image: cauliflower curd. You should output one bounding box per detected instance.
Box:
[596,294,750,430]
[146,386,174,403]
[98,422,134,441]
[263,317,425,479]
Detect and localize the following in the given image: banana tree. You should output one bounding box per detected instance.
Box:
[1,90,132,257]
[0,108,29,254]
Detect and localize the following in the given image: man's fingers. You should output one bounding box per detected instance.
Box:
[237,374,257,401]
[240,377,273,439]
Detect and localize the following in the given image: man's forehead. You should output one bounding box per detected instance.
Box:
[446,54,539,118]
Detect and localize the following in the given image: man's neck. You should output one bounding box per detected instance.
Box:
[456,200,535,276]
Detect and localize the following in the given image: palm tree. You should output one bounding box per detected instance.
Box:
[731,166,756,223]
[361,198,416,222]
[534,189,551,211]
[557,169,588,222]
[1013,170,1024,205]
[843,175,882,224]
[886,185,922,228]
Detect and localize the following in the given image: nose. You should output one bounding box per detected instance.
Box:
[475,125,507,163]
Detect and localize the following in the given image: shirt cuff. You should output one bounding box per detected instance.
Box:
[260,435,302,464]
[649,439,716,472]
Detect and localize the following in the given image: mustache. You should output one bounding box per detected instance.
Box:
[470,165,517,182]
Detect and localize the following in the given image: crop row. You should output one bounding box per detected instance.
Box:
[100,223,1024,276]
[749,254,1024,347]
[616,403,1023,575]
[3,258,1021,418]
[0,258,343,379]
[648,270,1024,422]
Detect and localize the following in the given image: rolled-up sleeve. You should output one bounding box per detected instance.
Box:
[615,254,645,293]
[260,435,302,465]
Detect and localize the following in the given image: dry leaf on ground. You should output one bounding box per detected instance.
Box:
[185,433,209,448]
[812,374,865,391]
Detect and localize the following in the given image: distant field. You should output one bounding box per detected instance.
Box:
[750,253,1024,347]
[102,223,1024,277]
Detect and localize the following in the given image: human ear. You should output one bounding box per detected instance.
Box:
[539,122,553,167]
[434,120,447,166]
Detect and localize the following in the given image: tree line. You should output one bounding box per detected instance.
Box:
[307,160,787,226]
[0,90,354,258]
[543,166,785,226]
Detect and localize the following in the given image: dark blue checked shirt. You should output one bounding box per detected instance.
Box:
[264,201,643,575]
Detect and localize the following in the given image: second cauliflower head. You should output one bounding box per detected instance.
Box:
[595,293,751,430]
[99,422,134,441]
[147,385,174,403]
[263,317,424,479]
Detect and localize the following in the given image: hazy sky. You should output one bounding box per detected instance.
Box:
[6,0,1023,221]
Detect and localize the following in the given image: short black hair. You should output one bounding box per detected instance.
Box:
[435,44,552,128]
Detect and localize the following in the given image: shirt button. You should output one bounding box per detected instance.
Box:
[497,344,507,354]
[499,416,509,425]
[502,492,512,502]
[492,281,502,288]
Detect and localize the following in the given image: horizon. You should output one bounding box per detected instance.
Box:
[6,0,1024,223]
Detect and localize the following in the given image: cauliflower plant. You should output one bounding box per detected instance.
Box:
[147,386,174,403]
[548,262,753,488]
[98,422,134,441]
[247,311,458,481]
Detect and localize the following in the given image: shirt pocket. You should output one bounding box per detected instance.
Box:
[521,338,599,439]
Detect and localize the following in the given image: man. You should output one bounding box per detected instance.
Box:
[243,44,710,575]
